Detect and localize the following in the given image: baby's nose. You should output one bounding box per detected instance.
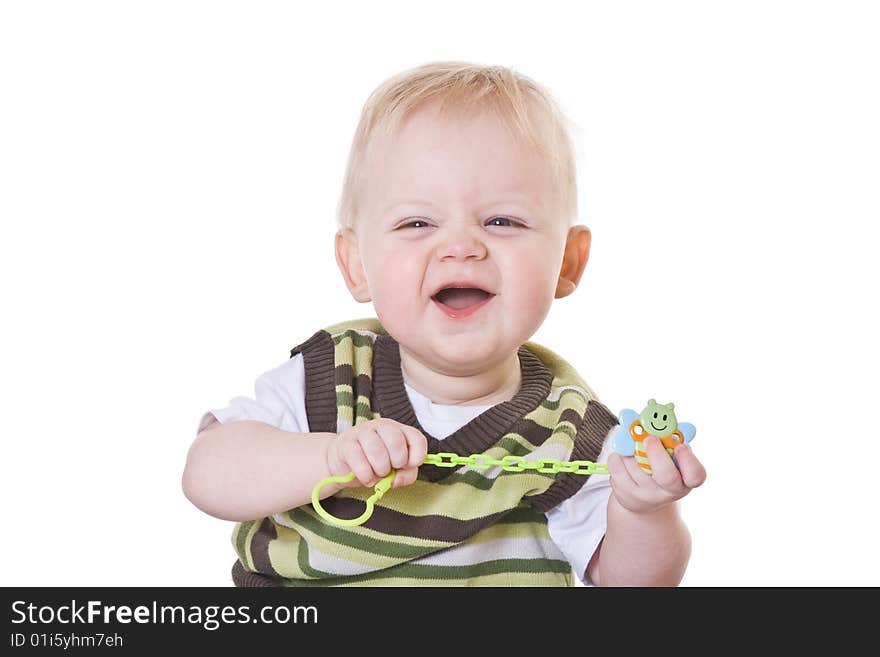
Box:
[436,226,488,260]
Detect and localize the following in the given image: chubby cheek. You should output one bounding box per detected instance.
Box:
[503,254,558,317]
[371,272,414,320]
[362,242,424,322]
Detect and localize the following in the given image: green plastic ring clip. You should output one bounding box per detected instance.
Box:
[311,470,396,527]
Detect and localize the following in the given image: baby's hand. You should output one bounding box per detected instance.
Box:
[327,418,428,489]
[608,435,707,514]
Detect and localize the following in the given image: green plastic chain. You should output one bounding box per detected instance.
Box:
[310,452,609,528]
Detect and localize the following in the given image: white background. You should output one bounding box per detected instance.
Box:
[2,1,878,587]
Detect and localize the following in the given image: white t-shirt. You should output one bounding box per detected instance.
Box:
[199,354,613,585]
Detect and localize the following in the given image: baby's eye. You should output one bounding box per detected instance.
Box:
[399,218,432,229]
[486,216,522,228]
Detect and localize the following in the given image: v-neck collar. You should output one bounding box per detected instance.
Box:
[372,333,553,482]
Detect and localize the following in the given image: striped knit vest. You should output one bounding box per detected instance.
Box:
[231,317,618,587]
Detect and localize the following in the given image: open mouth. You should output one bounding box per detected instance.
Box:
[433,287,491,309]
[431,287,495,318]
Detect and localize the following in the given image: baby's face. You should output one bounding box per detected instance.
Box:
[339,101,577,374]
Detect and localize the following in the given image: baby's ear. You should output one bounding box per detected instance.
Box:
[554,225,591,299]
[335,229,372,302]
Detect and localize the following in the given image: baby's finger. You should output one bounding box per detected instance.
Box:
[608,452,638,491]
[391,466,419,488]
[345,441,378,487]
[402,425,429,468]
[673,444,707,489]
[643,436,687,496]
[621,452,651,483]
[357,431,392,478]
[373,422,409,469]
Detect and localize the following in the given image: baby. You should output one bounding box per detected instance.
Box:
[182,61,706,586]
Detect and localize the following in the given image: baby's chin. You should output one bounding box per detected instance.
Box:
[408,333,521,372]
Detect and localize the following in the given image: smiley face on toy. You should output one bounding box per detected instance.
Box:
[611,399,696,474]
[641,399,677,438]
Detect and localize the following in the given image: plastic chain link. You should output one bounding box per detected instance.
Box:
[310,453,608,527]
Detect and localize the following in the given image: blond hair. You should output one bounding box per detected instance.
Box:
[336,61,578,230]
